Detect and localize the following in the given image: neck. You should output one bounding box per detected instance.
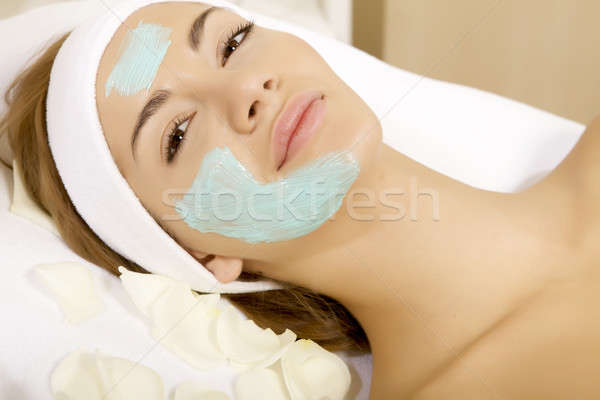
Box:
[257,142,577,397]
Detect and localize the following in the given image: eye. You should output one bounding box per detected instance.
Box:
[220,20,255,66]
[162,112,196,164]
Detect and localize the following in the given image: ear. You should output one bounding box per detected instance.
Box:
[188,249,243,284]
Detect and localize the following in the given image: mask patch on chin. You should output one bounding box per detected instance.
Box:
[174,146,360,243]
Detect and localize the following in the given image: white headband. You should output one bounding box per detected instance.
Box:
[46,0,284,294]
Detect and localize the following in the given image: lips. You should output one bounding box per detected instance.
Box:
[272,90,326,170]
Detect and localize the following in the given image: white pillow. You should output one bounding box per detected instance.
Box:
[0,0,586,191]
[0,1,108,167]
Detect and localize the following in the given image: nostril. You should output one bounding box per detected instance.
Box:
[263,79,273,90]
[249,101,257,118]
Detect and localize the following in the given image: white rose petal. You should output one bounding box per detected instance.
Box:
[118,266,174,316]
[281,340,351,400]
[234,367,290,400]
[229,329,297,374]
[51,351,103,400]
[217,304,297,369]
[35,262,104,324]
[118,267,225,369]
[150,282,227,369]
[50,349,164,400]
[172,381,230,400]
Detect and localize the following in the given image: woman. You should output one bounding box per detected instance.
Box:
[3,1,599,398]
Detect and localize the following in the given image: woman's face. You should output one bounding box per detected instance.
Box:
[96,1,382,273]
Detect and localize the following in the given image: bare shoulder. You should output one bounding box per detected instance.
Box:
[412,117,600,399]
[557,113,600,194]
[545,113,600,256]
[414,276,600,399]
[584,113,600,133]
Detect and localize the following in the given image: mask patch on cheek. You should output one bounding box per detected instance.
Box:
[105,21,172,97]
[174,147,360,243]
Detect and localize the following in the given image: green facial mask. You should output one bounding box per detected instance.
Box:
[175,147,360,243]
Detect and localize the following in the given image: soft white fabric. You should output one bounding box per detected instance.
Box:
[0,1,106,167]
[0,1,105,119]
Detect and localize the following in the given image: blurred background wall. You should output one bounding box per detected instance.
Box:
[354,0,600,125]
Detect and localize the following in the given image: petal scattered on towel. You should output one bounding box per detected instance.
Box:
[172,381,230,400]
[119,267,226,370]
[234,367,290,400]
[118,266,174,317]
[281,339,351,400]
[10,160,60,235]
[117,267,352,396]
[50,349,164,400]
[35,262,104,324]
[218,304,296,370]
[150,282,227,369]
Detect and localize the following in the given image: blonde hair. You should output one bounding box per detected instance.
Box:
[1,33,370,353]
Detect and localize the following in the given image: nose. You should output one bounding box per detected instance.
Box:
[201,71,279,135]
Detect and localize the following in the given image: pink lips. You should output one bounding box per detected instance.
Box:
[272,90,327,170]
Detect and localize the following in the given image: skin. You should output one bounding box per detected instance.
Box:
[96,2,600,398]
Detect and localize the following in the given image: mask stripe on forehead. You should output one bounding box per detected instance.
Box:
[105,20,172,97]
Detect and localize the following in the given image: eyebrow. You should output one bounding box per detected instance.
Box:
[131,89,170,160]
[188,6,222,50]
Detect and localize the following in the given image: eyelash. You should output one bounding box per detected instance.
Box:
[219,20,255,66]
[163,111,196,163]
[163,21,255,163]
